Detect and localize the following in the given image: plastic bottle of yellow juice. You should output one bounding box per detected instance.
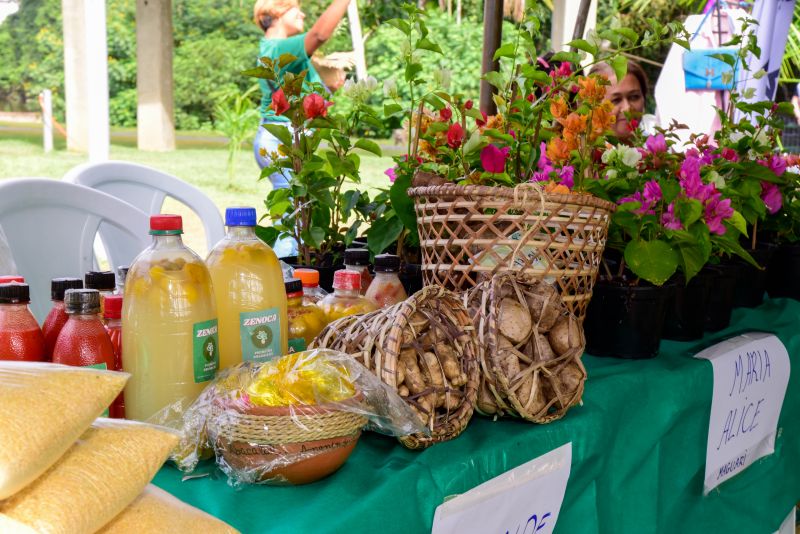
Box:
[122,215,219,421]
[206,207,288,370]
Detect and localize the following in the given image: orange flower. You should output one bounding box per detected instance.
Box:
[485,114,505,131]
[547,138,571,164]
[550,96,568,119]
[545,181,571,194]
[577,76,606,104]
[590,101,615,141]
[562,112,588,136]
[562,131,580,152]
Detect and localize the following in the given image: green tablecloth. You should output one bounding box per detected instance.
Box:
[153,299,800,534]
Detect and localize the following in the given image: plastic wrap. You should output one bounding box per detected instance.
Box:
[99,484,239,533]
[0,361,129,500]
[0,418,179,534]
[170,349,427,486]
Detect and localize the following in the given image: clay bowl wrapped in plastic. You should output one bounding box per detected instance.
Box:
[312,285,480,449]
[464,272,587,423]
[171,349,425,486]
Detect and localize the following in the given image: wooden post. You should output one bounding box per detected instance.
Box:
[41,90,53,153]
[480,0,503,115]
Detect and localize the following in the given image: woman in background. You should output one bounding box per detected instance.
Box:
[590,60,655,141]
[252,0,349,181]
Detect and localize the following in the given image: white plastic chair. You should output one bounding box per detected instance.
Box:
[63,161,225,251]
[0,178,150,321]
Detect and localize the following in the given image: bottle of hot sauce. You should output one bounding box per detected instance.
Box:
[104,294,125,418]
[0,282,45,362]
[53,289,115,371]
[41,277,84,360]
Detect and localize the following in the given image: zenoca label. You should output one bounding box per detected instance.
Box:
[288,337,306,354]
[240,308,281,362]
[193,319,219,383]
[86,363,109,415]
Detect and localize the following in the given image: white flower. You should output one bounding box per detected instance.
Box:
[729,131,745,144]
[363,76,378,92]
[383,78,398,99]
[708,170,726,189]
[605,169,617,180]
[601,147,616,164]
[342,78,357,98]
[433,68,452,90]
[620,146,642,168]
[755,129,770,146]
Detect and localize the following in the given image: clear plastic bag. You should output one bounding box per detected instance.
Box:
[168,349,427,486]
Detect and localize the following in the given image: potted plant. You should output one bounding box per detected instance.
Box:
[244,57,387,290]
[373,5,689,320]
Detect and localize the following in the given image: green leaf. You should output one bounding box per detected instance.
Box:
[728,210,748,236]
[367,216,404,256]
[405,62,423,82]
[341,190,361,217]
[610,55,628,83]
[255,225,279,247]
[241,66,275,80]
[384,103,403,116]
[567,39,598,56]
[676,224,711,281]
[624,239,679,285]
[345,221,362,246]
[302,227,326,249]
[354,139,382,157]
[277,53,298,68]
[676,198,703,227]
[463,130,483,155]
[385,18,411,35]
[262,123,292,147]
[483,71,506,90]
[613,28,639,45]
[493,42,517,60]
[550,51,581,64]
[389,173,417,232]
[416,37,443,54]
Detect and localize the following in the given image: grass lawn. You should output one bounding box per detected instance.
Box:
[0,128,394,256]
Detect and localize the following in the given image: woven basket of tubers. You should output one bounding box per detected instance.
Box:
[464,272,587,423]
[311,285,479,449]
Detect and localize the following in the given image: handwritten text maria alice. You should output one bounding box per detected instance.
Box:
[716,349,772,454]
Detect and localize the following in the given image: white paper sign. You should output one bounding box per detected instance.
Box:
[431,442,571,534]
[774,506,796,534]
[695,332,791,494]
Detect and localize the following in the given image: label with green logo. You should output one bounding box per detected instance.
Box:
[86,363,109,415]
[193,319,219,383]
[287,337,306,354]
[240,308,282,362]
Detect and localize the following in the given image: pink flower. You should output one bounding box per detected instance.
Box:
[643,180,662,204]
[704,196,734,235]
[662,202,682,230]
[720,147,739,162]
[446,123,465,149]
[680,156,714,203]
[558,166,575,189]
[476,111,488,127]
[480,144,510,174]
[554,62,572,78]
[302,93,333,119]
[768,154,787,176]
[619,191,643,206]
[761,181,782,214]
[385,167,397,183]
[439,107,453,121]
[531,171,550,182]
[464,100,474,110]
[645,134,667,154]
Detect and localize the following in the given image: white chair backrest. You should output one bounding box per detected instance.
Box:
[63,161,225,250]
[0,178,150,321]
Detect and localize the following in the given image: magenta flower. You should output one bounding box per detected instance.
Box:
[720,147,739,162]
[531,171,549,182]
[384,167,397,183]
[680,157,715,203]
[662,202,683,230]
[481,144,510,174]
[761,181,782,214]
[558,166,575,189]
[643,180,662,204]
[768,154,787,177]
[555,62,572,78]
[704,196,734,235]
[645,134,667,154]
[618,191,643,206]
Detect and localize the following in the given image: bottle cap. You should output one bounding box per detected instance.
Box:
[374,254,401,272]
[64,289,101,315]
[84,271,116,292]
[116,266,129,285]
[103,294,123,319]
[0,283,30,304]
[51,277,83,300]
[149,214,183,235]
[0,275,24,283]
[344,248,370,266]
[284,278,303,296]
[225,206,257,227]
[333,270,361,291]
[293,268,320,287]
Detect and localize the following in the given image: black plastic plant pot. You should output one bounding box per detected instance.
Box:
[584,280,670,359]
[733,245,775,308]
[766,242,800,300]
[663,270,714,341]
[704,263,738,332]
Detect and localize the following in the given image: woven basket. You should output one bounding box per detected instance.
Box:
[464,272,587,423]
[409,184,616,320]
[311,285,479,449]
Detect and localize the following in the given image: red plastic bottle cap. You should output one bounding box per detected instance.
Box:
[149,214,183,234]
[294,268,320,287]
[333,270,361,291]
[103,294,123,319]
[0,275,24,283]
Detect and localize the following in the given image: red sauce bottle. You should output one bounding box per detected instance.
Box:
[0,282,46,361]
[52,289,115,371]
[104,294,125,418]
[0,276,25,283]
[41,277,84,361]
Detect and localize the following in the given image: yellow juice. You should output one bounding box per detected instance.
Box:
[206,226,288,370]
[122,233,219,422]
